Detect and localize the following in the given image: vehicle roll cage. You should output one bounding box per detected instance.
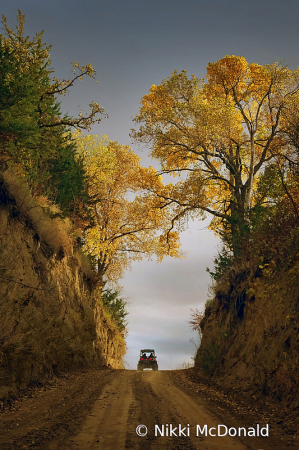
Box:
[140,349,155,355]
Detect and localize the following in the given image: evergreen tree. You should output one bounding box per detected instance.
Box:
[0,10,104,221]
[101,289,129,333]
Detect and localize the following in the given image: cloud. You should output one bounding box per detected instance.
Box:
[122,220,219,369]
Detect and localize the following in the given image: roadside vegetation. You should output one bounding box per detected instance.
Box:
[101,288,129,335]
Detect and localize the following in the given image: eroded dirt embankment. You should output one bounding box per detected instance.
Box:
[0,171,125,398]
[195,262,299,412]
[0,368,297,450]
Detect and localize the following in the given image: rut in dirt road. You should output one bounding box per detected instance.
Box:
[0,369,287,450]
[60,371,248,450]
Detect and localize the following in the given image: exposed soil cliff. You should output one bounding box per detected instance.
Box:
[196,260,299,411]
[0,171,125,398]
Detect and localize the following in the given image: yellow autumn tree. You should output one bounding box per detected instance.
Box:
[74,132,182,285]
[131,56,299,256]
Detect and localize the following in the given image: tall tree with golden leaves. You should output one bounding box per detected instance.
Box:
[74,133,182,285]
[131,56,299,256]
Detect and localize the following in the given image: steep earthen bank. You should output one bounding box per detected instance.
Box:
[195,262,299,409]
[0,171,125,398]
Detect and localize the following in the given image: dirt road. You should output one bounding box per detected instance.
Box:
[0,368,297,449]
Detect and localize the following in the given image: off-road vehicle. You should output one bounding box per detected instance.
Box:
[137,349,158,371]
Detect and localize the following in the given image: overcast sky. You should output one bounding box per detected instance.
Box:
[2,0,299,369]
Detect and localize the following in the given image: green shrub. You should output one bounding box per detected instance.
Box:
[206,246,233,281]
[101,289,129,334]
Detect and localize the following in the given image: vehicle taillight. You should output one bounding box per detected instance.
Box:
[140,358,143,360]
[149,358,152,360]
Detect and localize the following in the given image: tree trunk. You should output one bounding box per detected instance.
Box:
[244,131,255,222]
[229,198,249,260]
